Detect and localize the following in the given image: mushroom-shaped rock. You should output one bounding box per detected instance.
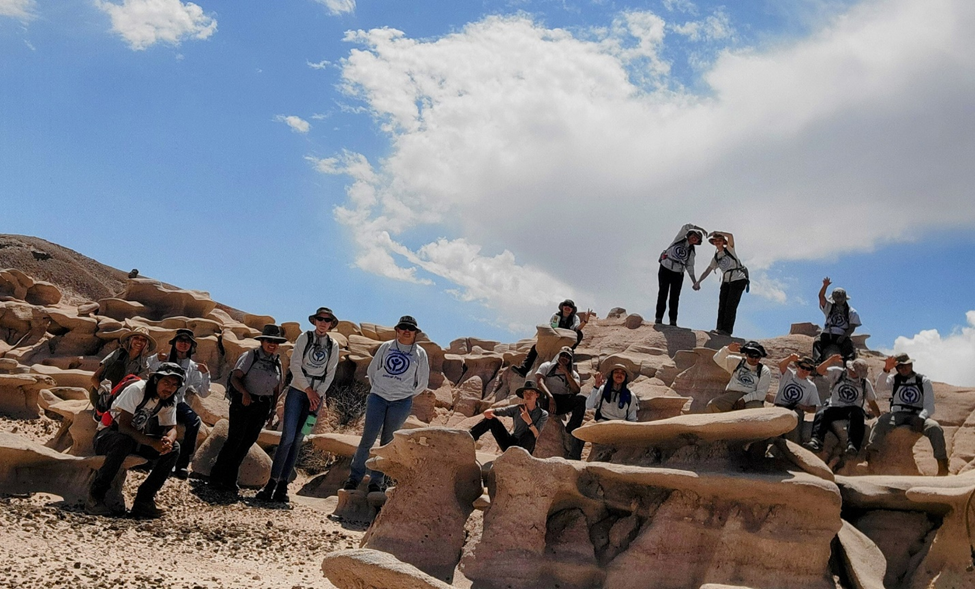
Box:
[97,298,147,321]
[668,348,735,412]
[25,280,62,306]
[321,549,453,589]
[46,399,98,455]
[191,419,271,487]
[534,325,578,363]
[902,482,975,588]
[865,427,924,476]
[770,438,835,481]
[119,278,217,320]
[836,519,887,589]
[30,365,95,389]
[790,322,822,337]
[0,372,57,419]
[361,427,482,582]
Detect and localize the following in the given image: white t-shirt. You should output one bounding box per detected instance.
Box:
[535,361,581,397]
[825,367,876,408]
[821,302,861,335]
[98,380,177,433]
[772,369,821,409]
[713,347,772,404]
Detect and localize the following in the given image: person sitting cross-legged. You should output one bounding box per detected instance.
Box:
[469,381,549,454]
[805,355,881,456]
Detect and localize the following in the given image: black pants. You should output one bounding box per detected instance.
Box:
[175,401,201,471]
[656,266,684,323]
[470,418,536,454]
[90,428,180,502]
[811,406,867,450]
[210,394,272,488]
[716,279,747,334]
[515,330,584,374]
[542,393,587,459]
[813,333,857,363]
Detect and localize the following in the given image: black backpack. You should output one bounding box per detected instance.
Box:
[714,248,750,292]
[285,331,333,389]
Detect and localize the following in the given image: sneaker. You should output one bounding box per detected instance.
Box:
[804,439,823,452]
[845,444,859,456]
[173,467,189,480]
[342,477,360,491]
[255,481,276,502]
[272,484,290,503]
[130,499,165,519]
[84,493,112,517]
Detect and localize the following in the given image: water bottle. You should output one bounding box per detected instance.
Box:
[300,413,317,436]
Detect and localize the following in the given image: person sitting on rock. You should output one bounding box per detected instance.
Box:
[90,326,156,390]
[866,354,949,476]
[147,328,210,480]
[469,381,549,455]
[208,324,286,497]
[257,307,340,504]
[768,354,821,443]
[706,341,772,413]
[805,355,881,456]
[587,363,639,422]
[511,300,591,377]
[534,346,586,459]
[86,362,185,518]
[345,315,430,494]
[655,223,706,327]
[812,278,860,363]
[696,231,749,336]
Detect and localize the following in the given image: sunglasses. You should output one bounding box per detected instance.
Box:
[745,353,762,359]
[314,316,334,323]
[397,325,418,332]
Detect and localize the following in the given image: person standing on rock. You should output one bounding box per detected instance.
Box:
[696,231,749,336]
[805,355,881,456]
[587,364,639,422]
[866,354,949,476]
[86,362,185,518]
[511,300,591,377]
[345,315,430,493]
[655,223,706,327]
[257,308,341,503]
[90,326,156,390]
[534,346,586,459]
[768,354,821,443]
[148,328,210,479]
[208,324,286,497]
[706,341,772,413]
[812,278,860,363]
[469,381,548,454]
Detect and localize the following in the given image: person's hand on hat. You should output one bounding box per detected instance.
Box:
[728,342,742,354]
[827,353,843,366]
[786,353,799,364]
[883,356,898,372]
[198,362,209,374]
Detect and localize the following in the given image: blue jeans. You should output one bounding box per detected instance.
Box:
[269,387,315,482]
[349,394,413,484]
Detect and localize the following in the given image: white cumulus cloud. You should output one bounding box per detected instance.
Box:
[315,0,355,16]
[0,0,35,21]
[320,0,975,332]
[275,115,311,133]
[96,0,217,51]
[889,311,975,387]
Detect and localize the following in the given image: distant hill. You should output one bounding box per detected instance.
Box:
[0,235,129,304]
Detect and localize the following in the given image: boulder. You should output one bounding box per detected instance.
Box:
[452,376,484,418]
[29,364,95,389]
[118,278,216,320]
[45,399,98,455]
[0,372,58,419]
[623,314,643,329]
[96,298,147,321]
[362,428,482,582]
[836,519,887,589]
[668,348,733,412]
[321,549,453,589]
[191,418,271,487]
[790,322,821,337]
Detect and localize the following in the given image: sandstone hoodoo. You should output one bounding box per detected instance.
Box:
[1,239,975,589]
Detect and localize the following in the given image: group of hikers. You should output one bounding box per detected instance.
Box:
[80,231,948,517]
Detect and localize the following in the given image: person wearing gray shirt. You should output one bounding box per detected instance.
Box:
[470,381,548,454]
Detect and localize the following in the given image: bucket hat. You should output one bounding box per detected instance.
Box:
[255,324,287,343]
[308,307,339,328]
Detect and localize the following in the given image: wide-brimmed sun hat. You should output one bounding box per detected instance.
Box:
[122,326,157,354]
[395,315,419,331]
[308,307,339,328]
[255,324,287,343]
[516,380,542,398]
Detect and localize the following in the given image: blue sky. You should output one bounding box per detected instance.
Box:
[2,0,974,386]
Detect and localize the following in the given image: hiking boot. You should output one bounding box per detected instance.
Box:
[85,492,112,517]
[255,480,276,502]
[804,438,823,452]
[342,477,360,491]
[272,483,290,503]
[367,483,384,494]
[845,444,859,457]
[130,499,165,519]
[173,467,189,480]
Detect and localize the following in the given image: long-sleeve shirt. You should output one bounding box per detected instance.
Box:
[713,346,772,404]
[147,355,210,405]
[659,223,702,279]
[494,404,548,438]
[549,313,581,331]
[586,385,639,421]
[289,331,341,398]
[367,340,430,401]
[876,370,936,419]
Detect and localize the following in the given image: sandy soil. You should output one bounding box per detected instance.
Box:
[0,416,365,589]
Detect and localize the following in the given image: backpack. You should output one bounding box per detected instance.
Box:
[96,375,149,427]
[291,331,333,390]
[714,248,750,293]
[891,373,925,410]
[226,348,282,399]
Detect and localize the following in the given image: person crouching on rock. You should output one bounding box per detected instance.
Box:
[866,354,949,476]
[706,341,772,413]
[344,315,430,494]
[768,354,821,443]
[86,362,185,518]
[257,308,340,504]
[805,355,881,457]
[148,328,210,480]
[535,346,587,459]
[470,381,548,454]
[208,324,286,497]
[587,364,639,422]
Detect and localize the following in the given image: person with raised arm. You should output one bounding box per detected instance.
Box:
[812,277,860,363]
[655,223,706,327]
[768,354,821,443]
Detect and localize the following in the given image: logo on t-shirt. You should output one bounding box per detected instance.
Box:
[311,347,328,364]
[781,383,804,404]
[826,310,849,329]
[736,369,756,387]
[131,404,158,433]
[384,349,412,376]
[671,244,689,262]
[837,383,859,404]
[896,385,922,406]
